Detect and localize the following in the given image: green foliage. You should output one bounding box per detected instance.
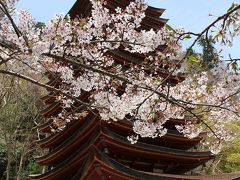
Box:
[188,54,200,64]
[204,122,240,174]
[34,22,45,30]
[227,3,238,12]
[165,24,174,31]
[184,34,191,39]
[219,135,240,172]
[0,76,45,179]
[225,153,240,164]
[182,49,203,73]
[197,36,218,69]
[182,36,220,74]
[21,159,42,178]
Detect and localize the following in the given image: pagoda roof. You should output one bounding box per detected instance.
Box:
[32,135,211,180]
[68,0,167,21]
[32,1,221,179]
[35,114,213,168]
[103,1,167,30]
[103,128,213,162]
[40,101,62,118]
[36,111,204,150]
[31,147,239,180]
[36,115,86,148]
[40,92,59,105]
[103,120,205,150]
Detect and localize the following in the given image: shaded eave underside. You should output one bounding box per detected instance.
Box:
[35,114,213,167]
[36,114,205,150]
[30,147,240,180]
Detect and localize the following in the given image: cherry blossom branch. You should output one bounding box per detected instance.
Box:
[46,53,232,139]
[176,32,201,41]
[0,1,22,38]
[46,53,130,83]
[46,53,239,118]
[174,95,240,115]
[0,69,101,109]
[166,104,224,141]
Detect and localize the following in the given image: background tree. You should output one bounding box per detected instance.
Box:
[205,122,240,174]
[0,75,45,180]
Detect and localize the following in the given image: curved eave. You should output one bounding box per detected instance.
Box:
[40,102,62,118]
[38,91,91,134]
[36,113,90,148]
[68,0,92,19]
[31,146,200,180]
[76,149,139,180]
[104,2,167,30]
[35,115,100,165]
[37,119,53,133]
[41,93,58,105]
[73,148,200,180]
[104,128,214,163]
[36,124,214,166]
[110,0,165,17]
[104,120,204,150]
[37,114,203,150]
[68,0,167,30]
[30,147,240,180]
[140,16,167,30]
[46,77,60,88]
[29,147,90,180]
[68,0,166,18]
[30,138,110,179]
[146,6,165,17]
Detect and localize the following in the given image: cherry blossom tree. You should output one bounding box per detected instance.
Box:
[0,0,240,154]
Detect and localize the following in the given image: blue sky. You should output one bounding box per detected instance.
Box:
[17,0,239,59]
